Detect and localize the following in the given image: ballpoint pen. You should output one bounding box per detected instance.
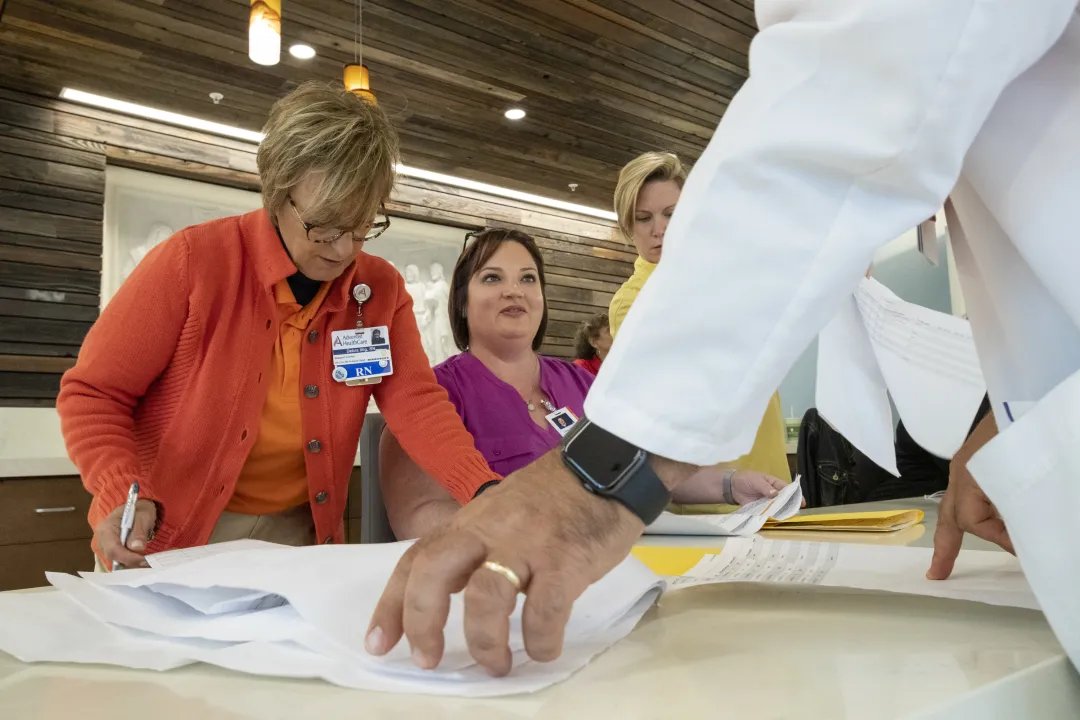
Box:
[111,481,140,572]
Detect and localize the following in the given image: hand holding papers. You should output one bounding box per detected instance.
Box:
[0,535,1043,692]
[645,478,803,536]
[0,541,663,697]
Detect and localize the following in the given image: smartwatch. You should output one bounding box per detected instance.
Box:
[560,418,671,525]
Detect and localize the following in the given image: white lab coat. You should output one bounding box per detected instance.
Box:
[587,0,1080,665]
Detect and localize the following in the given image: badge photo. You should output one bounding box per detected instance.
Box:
[545,407,579,436]
[330,325,394,384]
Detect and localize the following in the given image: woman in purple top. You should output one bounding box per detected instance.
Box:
[380,229,787,538]
[434,352,594,477]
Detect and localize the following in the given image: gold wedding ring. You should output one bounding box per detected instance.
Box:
[481,560,524,593]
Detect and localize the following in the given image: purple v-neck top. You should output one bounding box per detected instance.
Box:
[433,352,595,478]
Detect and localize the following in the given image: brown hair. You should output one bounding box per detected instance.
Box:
[256,81,400,231]
[573,312,609,360]
[449,229,549,352]
[613,151,688,243]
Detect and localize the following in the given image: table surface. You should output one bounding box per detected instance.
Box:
[1,498,1076,719]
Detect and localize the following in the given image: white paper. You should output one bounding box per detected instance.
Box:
[645,477,803,536]
[46,572,307,644]
[147,583,287,615]
[670,537,1039,611]
[856,279,987,459]
[815,279,987,474]
[0,591,219,671]
[145,539,283,569]
[816,294,899,475]
[0,540,663,697]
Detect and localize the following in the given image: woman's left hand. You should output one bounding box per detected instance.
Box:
[671,465,792,506]
[728,470,789,505]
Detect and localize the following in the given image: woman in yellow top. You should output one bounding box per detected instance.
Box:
[610,151,791,486]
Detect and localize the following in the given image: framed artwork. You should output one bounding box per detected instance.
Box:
[102,166,261,306]
[103,167,466,366]
[364,216,465,365]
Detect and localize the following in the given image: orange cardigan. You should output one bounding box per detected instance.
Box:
[58,209,496,554]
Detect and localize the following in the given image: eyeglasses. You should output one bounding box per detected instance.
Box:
[461,228,485,254]
[288,196,391,244]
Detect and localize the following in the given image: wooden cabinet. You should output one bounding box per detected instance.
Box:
[0,469,368,590]
[0,475,93,590]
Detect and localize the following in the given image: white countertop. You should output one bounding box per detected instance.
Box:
[0,408,78,477]
[1,499,1076,718]
[0,408,363,478]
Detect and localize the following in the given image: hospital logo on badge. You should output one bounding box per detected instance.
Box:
[332,366,348,382]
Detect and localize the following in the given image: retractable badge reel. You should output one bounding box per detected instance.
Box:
[329,283,395,387]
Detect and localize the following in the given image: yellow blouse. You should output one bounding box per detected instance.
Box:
[609,256,791,482]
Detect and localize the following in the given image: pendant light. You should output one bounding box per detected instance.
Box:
[343,0,376,103]
[248,0,281,66]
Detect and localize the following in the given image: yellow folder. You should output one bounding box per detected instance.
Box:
[762,509,924,532]
[631,546,717,576]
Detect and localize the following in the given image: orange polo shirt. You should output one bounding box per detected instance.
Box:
[228,279,333,515]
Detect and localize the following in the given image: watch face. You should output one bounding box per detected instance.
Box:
[564,421,644,491]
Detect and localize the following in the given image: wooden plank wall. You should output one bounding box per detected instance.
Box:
[0,86,632,407]
[0,0,753,207]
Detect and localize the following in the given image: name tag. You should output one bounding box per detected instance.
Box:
[330,326,393,386]
[546,407,579,436]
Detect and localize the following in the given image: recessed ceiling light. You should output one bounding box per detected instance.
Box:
[504,107,526,120]
[288,44,316,60]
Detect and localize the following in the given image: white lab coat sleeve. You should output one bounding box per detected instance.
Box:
[585,0,1077,466]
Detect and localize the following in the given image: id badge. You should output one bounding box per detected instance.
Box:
[545,407,579,436]
[330,326,393,386]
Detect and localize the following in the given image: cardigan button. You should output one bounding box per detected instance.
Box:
[307,439,322,453]
[323,536,334,544]
[304,384,319,399]
[314,490,329,504]
[307,329,319,344]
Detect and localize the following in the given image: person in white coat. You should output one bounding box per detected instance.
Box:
[364,0,1080,677]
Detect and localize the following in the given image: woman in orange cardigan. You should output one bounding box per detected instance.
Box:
[57,82,498,569]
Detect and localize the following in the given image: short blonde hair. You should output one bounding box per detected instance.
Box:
[612,151,688,242]
[257,81,400,230]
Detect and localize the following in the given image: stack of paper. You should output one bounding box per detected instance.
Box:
[816,278,987,475]
[0,540,663,697]
[763,508,924,533]
[0,538,1042,692]
[644,478,803,536]
[666,537,1039,610]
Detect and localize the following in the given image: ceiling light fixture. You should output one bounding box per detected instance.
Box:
[343,0,375,103]
[504,108,526,120]
[57,89,617,221]
[288,43,316,60]
[59,88,265,142]
[248,0,281,66]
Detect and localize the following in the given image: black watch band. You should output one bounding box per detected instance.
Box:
[602,459,671,525]
[561,418,671,525]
